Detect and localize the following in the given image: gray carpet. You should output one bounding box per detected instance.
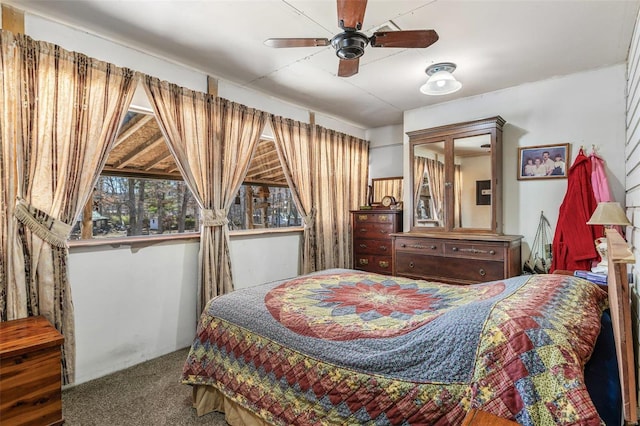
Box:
[62,348,228,426]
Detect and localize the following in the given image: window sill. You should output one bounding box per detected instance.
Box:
[67,227,304,250]
[68,232,200,250]
[230,227,304,237]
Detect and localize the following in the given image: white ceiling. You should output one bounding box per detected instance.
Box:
[6,0,640,129]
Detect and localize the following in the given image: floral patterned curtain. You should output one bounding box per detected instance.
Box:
[0,30,137,383]
[143,77,266,312]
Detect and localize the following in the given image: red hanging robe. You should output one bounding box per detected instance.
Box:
[551,149,602,272]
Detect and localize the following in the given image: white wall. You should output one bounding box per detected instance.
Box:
[460,155,492,229]
[68,231,301,385]
[404,65,627,263]
[367,125,404,180]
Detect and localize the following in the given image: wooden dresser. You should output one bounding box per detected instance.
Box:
[392,233,522,284]
[0,316,64,426]
[351,209,402,275]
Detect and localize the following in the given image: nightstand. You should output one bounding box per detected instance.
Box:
[0,315,65,426]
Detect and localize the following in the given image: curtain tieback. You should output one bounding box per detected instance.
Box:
[14,198,71,248]
[303,208,316,228]
[202,209,229,227]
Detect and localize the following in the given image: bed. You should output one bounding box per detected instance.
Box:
[181,229,635,425]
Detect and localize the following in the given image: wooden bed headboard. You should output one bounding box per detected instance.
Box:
[606,228,637,424]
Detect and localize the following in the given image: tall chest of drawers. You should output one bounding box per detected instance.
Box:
[351,209,402,275]
[392,233,522,284]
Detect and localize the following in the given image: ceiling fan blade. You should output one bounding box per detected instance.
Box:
[338,58,359,77]
[370,30,439,48]
[264,38,330,48]
[337,0,367,30]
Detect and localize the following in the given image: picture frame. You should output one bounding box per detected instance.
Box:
[517,143,571,180]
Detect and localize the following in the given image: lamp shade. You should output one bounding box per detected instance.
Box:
[586,202,631,226]
[420,62,462,96]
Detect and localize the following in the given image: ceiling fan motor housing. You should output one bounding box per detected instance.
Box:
[331,31,369,60]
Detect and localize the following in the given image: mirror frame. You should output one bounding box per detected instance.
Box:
[407,116,505,235]
[371,176,403,205]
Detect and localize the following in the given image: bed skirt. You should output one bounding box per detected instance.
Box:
[192,385,272,426]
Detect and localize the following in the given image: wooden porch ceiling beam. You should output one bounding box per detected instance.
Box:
[113,134,164,168]
[143,152,174,171]
[113,114,154,148]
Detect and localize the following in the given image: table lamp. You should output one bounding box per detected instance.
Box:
[586,202,631,273]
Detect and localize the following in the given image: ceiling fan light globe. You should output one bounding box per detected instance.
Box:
[420,70,462,95]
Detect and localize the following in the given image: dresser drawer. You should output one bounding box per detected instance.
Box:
[354,212,396,224]
[439,258,504,282]
[354,238,392,255]
[443,242,505,261]
[395,237,443,254]
[354,255,393,275]
[354,222,395,238]
[395,252,440,278]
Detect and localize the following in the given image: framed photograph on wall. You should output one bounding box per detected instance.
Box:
[517,143,571,180]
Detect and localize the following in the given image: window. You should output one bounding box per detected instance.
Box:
[73,110,301,240]
[71,176,198,239]
[228,138,301,230]
[227,184,302,230]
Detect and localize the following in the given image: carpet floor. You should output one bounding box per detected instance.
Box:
[62,348,228,426]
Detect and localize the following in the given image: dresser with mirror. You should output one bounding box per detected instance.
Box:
[392,116,522,285]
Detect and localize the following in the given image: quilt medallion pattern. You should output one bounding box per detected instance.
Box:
[182,270,607,425]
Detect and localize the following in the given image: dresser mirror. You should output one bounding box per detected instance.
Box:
[371,176,403,205]
[408,116,505,234]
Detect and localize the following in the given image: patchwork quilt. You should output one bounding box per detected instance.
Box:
[182,269,608,425]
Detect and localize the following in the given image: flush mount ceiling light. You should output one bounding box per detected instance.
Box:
[420,62,462,96]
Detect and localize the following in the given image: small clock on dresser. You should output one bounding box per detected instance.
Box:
[380,195,396,208]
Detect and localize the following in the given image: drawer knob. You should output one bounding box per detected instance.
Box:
[379,216,389,221]
[359,228,367,233]
[479,268,486,276]
[452,247,459,252]
[409,261,415,268]
[430,245,437,250]
[358,215,368,221]
[379,261,389,268]
[359,244,368,249]
[380,245,387,251]
[400,243,406,248]
[359,259,369,265]
[489,250,496,255]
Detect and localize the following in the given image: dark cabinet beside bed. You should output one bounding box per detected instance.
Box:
[351,210,402,275]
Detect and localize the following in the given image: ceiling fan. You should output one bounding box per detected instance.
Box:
[264,0,439,78]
